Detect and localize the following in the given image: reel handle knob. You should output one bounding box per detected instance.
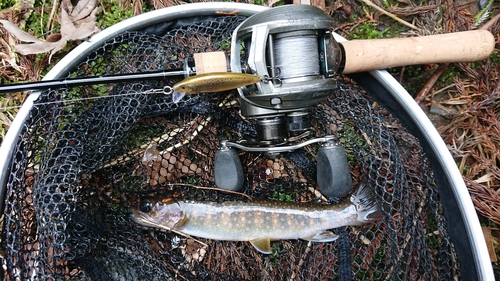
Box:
[340,30,495,74]
[317,141,352,198]
[214,146,244,191]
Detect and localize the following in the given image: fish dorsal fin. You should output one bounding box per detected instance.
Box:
[301,231,339,242]
[249,237,272,254]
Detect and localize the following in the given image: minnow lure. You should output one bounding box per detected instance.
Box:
[173,72,262,94]
[130,184,382,254]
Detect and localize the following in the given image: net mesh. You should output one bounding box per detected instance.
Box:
[1,14,461,280]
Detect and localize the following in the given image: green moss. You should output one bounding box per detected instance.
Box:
[436,65,461,87]
[22,0,52,38]
[381,0,399,8]
[353,237,387,280]
[0,0,16,10]
[123,122,167,149]
[458,162,471,176]
[271,183,294,202]
[348,22,391,40]
[98,1,134,30]
[271,191,293,202]
[396,65,431,95]
[268,241,287,267]
[488,50,500,66]
[338,121,369,164]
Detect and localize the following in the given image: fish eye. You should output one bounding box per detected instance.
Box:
[139,199,153,213]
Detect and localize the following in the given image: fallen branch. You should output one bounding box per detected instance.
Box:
[357,0,422,32]
[414,63,449,104]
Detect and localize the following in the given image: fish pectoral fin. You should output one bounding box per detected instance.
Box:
[301,231,339,242]
[249,237,272,254]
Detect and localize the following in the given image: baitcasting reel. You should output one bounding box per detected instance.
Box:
[230,4,341,145]
[216,5,352,197]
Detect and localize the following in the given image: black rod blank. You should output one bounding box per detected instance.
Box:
[0,70,192,94]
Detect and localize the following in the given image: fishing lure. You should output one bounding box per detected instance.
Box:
[171,72,262,103]
[173,72,262,94]
[130,184,382,254]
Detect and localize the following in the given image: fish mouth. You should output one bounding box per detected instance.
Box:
[130,211,157,228]
[129,211,172,231]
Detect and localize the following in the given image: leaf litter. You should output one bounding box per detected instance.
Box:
[0,0,100,62]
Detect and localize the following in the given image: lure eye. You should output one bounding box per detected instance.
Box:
[139,199,153,213]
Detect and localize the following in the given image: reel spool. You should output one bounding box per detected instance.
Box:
[230,4,342,144]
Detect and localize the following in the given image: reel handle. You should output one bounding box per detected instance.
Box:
[340,30,495,74]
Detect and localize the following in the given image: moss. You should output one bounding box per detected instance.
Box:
[435,65,461,88]
[348,22,391,40]
[338,121,369,164]
[97,0,135,30]
[488,50,500,67]
[0,0,16,10]
[381,0,400,8]
[395,65,430,95]
[270,183,294,202]
[22,0,53,38]
[268,241,287,267]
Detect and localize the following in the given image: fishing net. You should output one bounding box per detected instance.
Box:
[0,11,466,281]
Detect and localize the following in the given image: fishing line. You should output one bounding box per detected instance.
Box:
[0,87,174,111]
[273,34,320,79]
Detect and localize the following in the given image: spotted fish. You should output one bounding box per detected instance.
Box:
[130,184,382,254]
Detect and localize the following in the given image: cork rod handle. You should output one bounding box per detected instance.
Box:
[340,30,495,74]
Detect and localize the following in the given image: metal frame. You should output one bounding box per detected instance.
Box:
[0,3,493,279]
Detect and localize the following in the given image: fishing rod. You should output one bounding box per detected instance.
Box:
[0,69,194,94]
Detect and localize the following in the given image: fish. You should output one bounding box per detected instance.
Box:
[172,72,261,95]
[130,184,382,254]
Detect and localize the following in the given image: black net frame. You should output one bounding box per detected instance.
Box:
[0,6,481,281]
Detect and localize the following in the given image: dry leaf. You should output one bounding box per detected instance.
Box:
[14,40,67,58]
[0,0,100,62]
[67,0,97,21]
[60,0,100,41]
[60,8,99,41]
[0,37,22,72]
[0,19,63,57]
[482,226,498,262]
[0,20,44,44]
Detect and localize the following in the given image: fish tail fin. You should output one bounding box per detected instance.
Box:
[351,183,383,224]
